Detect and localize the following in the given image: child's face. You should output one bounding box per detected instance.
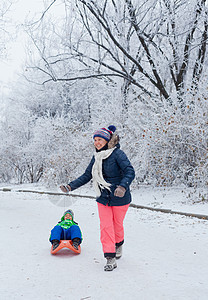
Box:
[64,213,72,220]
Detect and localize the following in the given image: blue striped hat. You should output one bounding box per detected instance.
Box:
[93,125,116,142]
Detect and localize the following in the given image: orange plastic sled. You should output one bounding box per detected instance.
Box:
[51,240,81,255]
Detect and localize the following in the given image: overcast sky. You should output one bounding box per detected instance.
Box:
[0,0,44,94]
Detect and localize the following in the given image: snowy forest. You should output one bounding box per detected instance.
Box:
[0,0,207,191]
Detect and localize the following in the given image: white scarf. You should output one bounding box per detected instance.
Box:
[92,147,116,196]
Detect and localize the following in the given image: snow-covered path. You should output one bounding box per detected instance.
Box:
[0,190,208,300]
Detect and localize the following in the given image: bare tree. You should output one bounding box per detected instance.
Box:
[0,0,13,59]
[25,0,208,110]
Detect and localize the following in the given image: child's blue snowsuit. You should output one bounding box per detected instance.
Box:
[50,224,82,242]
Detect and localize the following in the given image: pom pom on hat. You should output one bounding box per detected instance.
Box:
[108,125,116,133]
[93,125,116,142]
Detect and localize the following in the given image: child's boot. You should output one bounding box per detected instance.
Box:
[104,257,117,271]
[52,239,60,251]
[72,238,80,250]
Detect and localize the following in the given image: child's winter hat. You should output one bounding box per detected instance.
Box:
[61,209,74,221]
[93,125,116,142]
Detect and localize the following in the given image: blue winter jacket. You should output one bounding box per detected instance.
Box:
[68,144,135,206]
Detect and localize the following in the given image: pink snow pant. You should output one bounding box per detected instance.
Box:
[97,202,130,256]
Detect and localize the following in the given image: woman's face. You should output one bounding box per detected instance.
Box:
[94,137,108,150]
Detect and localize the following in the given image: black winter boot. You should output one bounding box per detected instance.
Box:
[52,239,60,251]
[72,238,80,250]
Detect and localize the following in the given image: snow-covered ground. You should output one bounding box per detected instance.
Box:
[0,185,208,300]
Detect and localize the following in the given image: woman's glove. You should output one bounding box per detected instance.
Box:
[60,185,71,193]
[114,186,126,197]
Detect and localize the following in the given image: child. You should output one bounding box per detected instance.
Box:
[50,209,82,251]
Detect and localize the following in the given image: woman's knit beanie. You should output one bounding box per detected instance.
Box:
[93,125,116,142]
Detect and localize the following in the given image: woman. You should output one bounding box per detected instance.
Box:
[60,125,135,271]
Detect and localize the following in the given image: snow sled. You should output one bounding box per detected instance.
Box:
[51,240,81,255]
